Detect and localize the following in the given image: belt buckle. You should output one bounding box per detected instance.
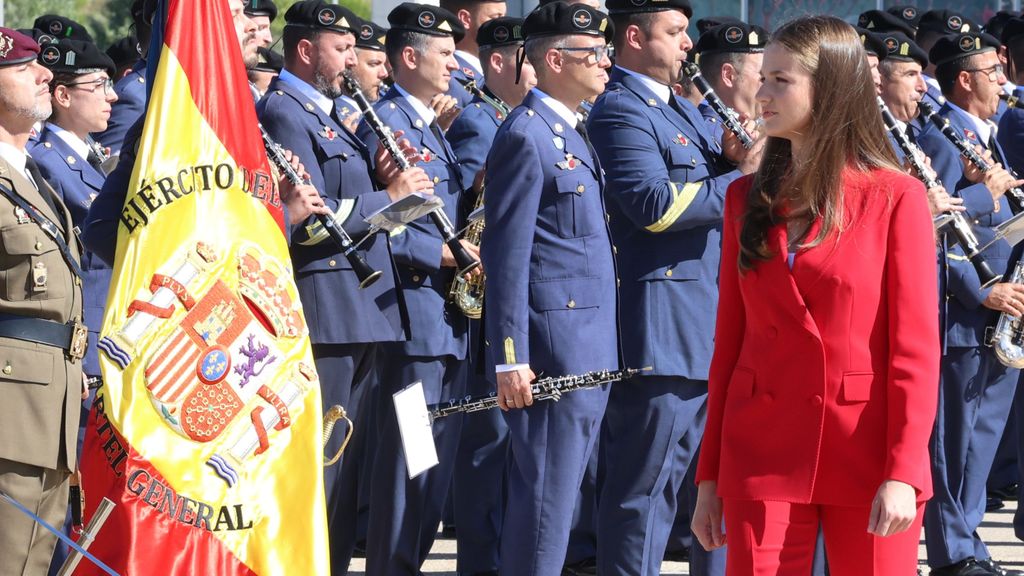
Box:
[69,320,88,361]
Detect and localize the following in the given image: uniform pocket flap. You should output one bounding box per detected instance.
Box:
[0,340,54,385]
[1,226,53,256]
[841,372,874,402]
[667,143,698,167]
[554,172,595,195]
[529,277,603,311]
[637,259,702,281]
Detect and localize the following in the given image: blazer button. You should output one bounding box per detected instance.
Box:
[759,392,773,404]
[433,176,440,184]
[412,275,421,282]
[34,241,43,251]
[810,394,823,406]
[576,184,585,194]
[328,259,337,267]
[665,269,673,277]
[567,299,576,308]
[612,246,617,255]
[2,363,11,375]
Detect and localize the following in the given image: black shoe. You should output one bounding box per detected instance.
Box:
[352,540,366,558]
[986,496,1005,512]
[989,483,1020,501]
[976,558,1024,576]
[931,559,996,576]
[561,557,597,576]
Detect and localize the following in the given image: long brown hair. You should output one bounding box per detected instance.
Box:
[738,16,901,270]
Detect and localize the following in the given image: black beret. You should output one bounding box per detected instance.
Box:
[886,6,921,30]
[130,0,160,27]
[856,28,888,59]
[696,16,742,35]
[1003,17,1024,45]
[692,22,767,58]
[605,0,691,17]
[285,0,359,35]
[918,10,978,37]
[245,0,278,21]
[105,36,140,68]
[388,3,466,43]
[253,47,283,73]
[879,31,928,67]
[0,28,41,67]
[857,10,915,37]
[984,11,1019,41]
[523,2,613,43]
[478,16,524,49]
[356,19,388,51]
[39,38,115,77]
[33,15,93,43]
[929,31,999,68]
[20,28,59,46]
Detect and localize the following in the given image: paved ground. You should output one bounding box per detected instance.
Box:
[349,498,1024,574]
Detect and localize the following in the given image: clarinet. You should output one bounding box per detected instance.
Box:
[682,61,755,149]
[427,367,648,420]
[342,72,481,276]
[259,124,383,289]
[878,98,998,288]
[918,100,1024,213]
[456,77,512,118]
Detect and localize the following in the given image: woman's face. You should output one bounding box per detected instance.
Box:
[756,43,814,150]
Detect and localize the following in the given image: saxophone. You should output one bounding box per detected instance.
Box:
[990,260,1024,368]
[448,185,485,319]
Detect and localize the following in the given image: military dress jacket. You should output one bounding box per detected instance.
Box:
[0,155,84,471]
[588,68,741,379]
[481,89,619,378]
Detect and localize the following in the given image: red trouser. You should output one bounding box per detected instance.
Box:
[722,498,924,576]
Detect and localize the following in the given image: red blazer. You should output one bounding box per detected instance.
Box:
[696,167,939,505]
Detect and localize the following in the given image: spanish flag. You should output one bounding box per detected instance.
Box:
[77,0,329,573]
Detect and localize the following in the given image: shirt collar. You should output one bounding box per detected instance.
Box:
[47,124,91,161]
[278,68,334,115]
[616,65,671,104]
[455,50,483,77]
[946,99,993,143]
[393,82,437,125]
[0,142,27,176]
[532,88,578,129]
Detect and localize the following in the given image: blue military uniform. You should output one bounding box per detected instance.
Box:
[94,59,146,155]
[257,57,408,572]
[484,69,619,576]
[356,80,471,573]
[589,61,737,576]
[917,99,1022,570]
[998,86,1024,174]
[446,86,510,574]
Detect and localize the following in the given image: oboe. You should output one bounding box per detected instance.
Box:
[918,100,1024,213]
[259,124,383,288]
[456,77,512,118]
[682,61,755,149]
[342,71,481,276]
[878,98,998,288]
[428,367,648,420]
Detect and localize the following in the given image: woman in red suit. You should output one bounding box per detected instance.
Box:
[691,15,940,575]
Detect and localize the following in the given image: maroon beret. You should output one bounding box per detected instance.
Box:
[0,27,41,67]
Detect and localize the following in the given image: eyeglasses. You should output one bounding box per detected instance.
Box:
[65,77,115,96]
[964,63,1005,82]
[558,44,612,64]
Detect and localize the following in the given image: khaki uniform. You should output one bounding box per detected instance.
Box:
[0,155,84,576]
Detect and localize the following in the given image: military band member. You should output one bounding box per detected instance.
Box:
[440,0,507,110]
[587,0,762,574]
[886,5,922,35]
[0,28,86,575]
[105,35,141,81]
[32,14,94,43]
[256,2,433,573]
[353,3,478,573]
[691,21,767,147]
[999,18,1024,173]
[481,4,616,575]
[916,32,1024,576]
[916,10,980,110]
[335,19,390,131]
[250,46,283,97]
[443,16,534,574]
